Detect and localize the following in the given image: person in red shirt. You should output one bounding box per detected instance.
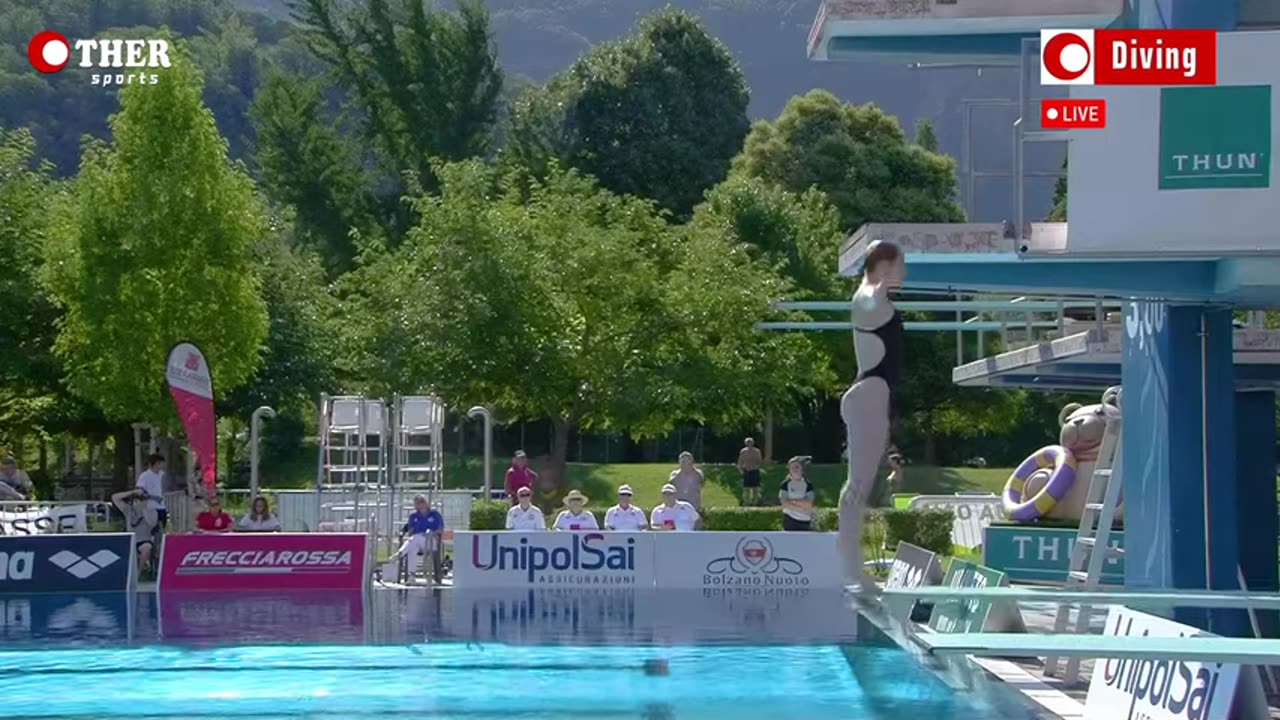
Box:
[195,498,234,533]
[504,450,538,506]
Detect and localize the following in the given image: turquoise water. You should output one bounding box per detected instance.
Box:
[0,590,1048,719]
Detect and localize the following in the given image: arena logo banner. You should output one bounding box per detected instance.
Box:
[158,533,368,592]
[159,590,365,642]
[453,531,657,588]
[0,533,134,593]
[1085,606,1248,720]
[165,342,217,499]
[0,593,130,642]
[651,532,842,589]
[0,505,87,535]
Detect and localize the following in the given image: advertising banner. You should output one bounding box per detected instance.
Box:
[0,592,130,643]
[158,533,368,592]
[0,505,87,535]
[651,531,842,590]
[0,533,134,593]
[927,558,1008,634]
[984,525,1124,585]
[1084,606,1241,720]
[165,342,217,498]
[883,541,943,624]
[159,590,365,642]
[452,531,656,588]
[905,495,1003,549]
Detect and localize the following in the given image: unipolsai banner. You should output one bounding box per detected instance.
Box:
[165,342,217,499]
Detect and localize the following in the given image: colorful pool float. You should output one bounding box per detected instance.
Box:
[1002,445,1077,522]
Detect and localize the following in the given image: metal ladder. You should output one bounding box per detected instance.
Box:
[1044,385,1125,684]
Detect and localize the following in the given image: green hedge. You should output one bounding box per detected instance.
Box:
[882,508,954,555]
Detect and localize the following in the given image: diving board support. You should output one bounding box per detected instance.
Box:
[1046,384,1125,683]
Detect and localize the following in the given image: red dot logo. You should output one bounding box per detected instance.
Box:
[1042,32,1091,82]
[28,30,71,73]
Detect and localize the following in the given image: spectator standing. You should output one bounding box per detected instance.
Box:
[651,483,699,531]
[110,489,158,571]
[384,495,445,581]
[779,456,816,532]
[505,486,546,530]
[879,449,906,508]
[195,498,234,533]
[504,451,538,505]
[0,456,33,499]
[553,490,599,531]
[135,454,168,529]
[236,496,282,532]
[736,438,763,506]
[668,452,704,509]
[604,484,648,531]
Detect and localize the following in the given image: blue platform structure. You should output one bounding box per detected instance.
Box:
[808,0,1280,640]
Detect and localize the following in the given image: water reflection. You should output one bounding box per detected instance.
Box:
[159,590,366,644]
[0,592,131,645]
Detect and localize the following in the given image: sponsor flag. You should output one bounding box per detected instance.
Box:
[164,342,217,499]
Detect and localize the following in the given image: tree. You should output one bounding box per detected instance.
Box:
[340,160,823,485]
[914,118,939,152]
[732,89,965,233]
[504,8,750,219]
[1048,154,1068,221]
[44,48,269,425]
[251,70,379,274]
[289,0,503,188]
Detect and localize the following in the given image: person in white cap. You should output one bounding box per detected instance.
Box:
[553,489,599,531]
[604,484,648,531]
[650,483,699,531]
[505,486,546,531]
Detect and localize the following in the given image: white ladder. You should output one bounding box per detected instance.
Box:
[1044,386,1125,684]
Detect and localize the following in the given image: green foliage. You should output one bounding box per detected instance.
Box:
[1048,154,1068,221]
[220,225,338,419]
[470,499,510,529]
[882,508,954,555]
[290,0,504,188]
[44,50,269,424]
[732,89,965,233]
[505,8,749,218]
[914,118,939,152]
[250,71,378,273]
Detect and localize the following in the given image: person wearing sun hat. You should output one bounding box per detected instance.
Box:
[604,484,648,531]
[553,489,599,531]
[505,486,546,531]
[650,483,700,531]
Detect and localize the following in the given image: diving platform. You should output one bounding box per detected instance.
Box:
[952,326,1280,391]
[916,632,1280,664]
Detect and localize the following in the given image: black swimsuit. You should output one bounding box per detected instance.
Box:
[855,310,903,390]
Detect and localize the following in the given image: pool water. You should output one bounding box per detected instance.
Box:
[0,590,1050,719]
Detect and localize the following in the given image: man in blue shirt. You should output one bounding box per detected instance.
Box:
[383,495,445,583]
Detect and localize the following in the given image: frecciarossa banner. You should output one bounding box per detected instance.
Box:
[157,533,368,592]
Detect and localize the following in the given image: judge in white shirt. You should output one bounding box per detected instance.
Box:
[650,483,700,531]
[135,454,168,529]
[553,489,599,531]
[604,484,648,531]
[506,486,546,530]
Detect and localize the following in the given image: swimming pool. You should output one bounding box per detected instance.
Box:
[0,589,1050,719]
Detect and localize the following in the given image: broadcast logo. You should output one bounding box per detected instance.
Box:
[28,30,171,86]
[1040,29,1216,86]
[1041,98,1107,130]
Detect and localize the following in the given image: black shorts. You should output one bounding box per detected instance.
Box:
[783,515,812,532]
[741,469,761,488]
[156,509,168,528]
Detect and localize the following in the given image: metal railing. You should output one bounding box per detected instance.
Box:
[764,293,1125,364]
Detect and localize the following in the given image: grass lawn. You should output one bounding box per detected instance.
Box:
[260,444,1011,509]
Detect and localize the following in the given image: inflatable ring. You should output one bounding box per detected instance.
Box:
[1002,445,1077,522]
